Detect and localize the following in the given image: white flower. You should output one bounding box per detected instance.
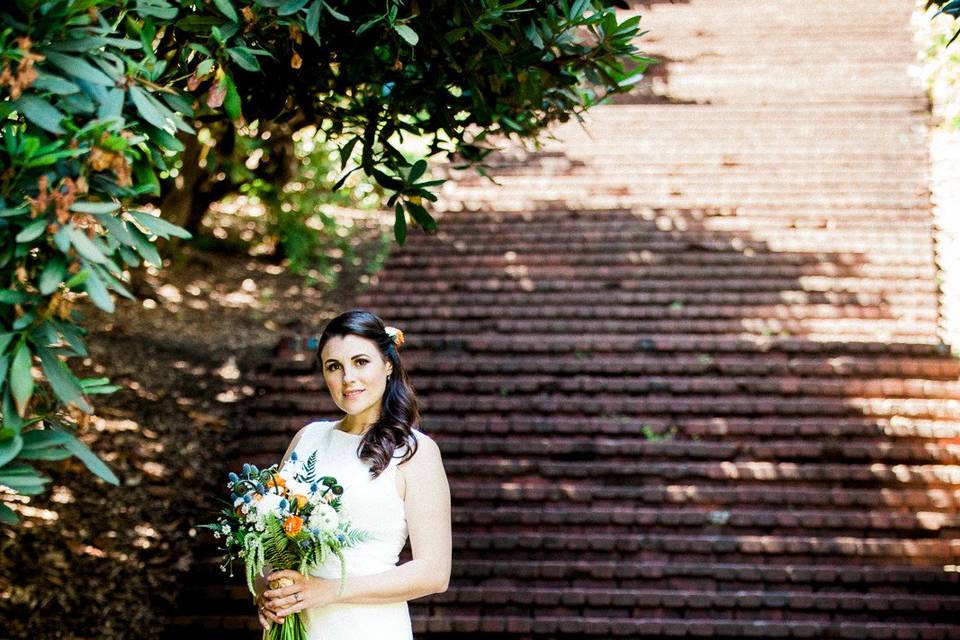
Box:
[308,503,340,532]
[250,493,285,524]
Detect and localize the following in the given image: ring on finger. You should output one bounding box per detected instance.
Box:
[295,592,302,603]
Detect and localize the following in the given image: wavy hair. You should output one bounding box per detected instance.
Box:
[314,309,420,479]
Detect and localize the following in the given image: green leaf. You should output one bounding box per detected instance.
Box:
[22,429,74,450]
[278,0,310,15]
[129,86,173,133]
[0,434,23,467]
[39,256,66,295]
[394,203,407,245]
[36,344,92,413]
[0,290,31,305]
[70,201,120,214]
[13,96,66,135]
[60,432,119,486]
[129,211,193,239]
[33,71,80,95]
[81,266,114,312]
[393,24,419,46]
[322,1,349,20]
[406,201,438,232]
[15,218,48,243]
[135,0,178,20]
[223,74,242,121]
[212,0,239,21]
[127,225,162,268]
[227,47,261,72]
[408,159,427,183]
[0,503,18,525]
[17,447,72,461]
[9,342,33,418]
[44,51,114,86]
[306,1,322,35]
[68,226,109,264]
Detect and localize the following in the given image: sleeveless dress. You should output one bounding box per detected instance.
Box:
[288,419,417,640]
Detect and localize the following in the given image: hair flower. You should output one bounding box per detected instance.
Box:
[384,325,405,348]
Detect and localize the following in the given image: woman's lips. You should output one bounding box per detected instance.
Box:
[344,389,364,399]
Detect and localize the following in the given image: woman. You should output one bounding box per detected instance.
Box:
[255,309,452,638]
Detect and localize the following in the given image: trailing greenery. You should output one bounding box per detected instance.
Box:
[0,0,651,525]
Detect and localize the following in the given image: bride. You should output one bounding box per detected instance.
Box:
[255,309,452,638]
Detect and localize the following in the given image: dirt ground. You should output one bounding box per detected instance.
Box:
[0,210,391,639]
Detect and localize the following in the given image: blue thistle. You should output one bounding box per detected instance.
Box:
[290,451,298,462]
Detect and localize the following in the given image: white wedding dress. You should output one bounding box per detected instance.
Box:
[290,419,417,639]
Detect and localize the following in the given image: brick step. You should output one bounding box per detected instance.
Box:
[190,532,959,579]
[340,307,941,327]
[356,294,939,315]
[386,250,936,269]
[252,372,960,403]
[386,248,933,268]
[235,429,960,465]
[248,389,960,420]
[450,558,960,589]
[270,348,960,380]
[435,196,930,211]
[279,318,941,343]
[446,176,926,194]
[244,414,960,442]
[282,333,952,359]
[423,214,935,233]
[435,460,960,488]
[427,586,960,614]
[294,318,939,342]
[361,279,938,298]
[410,615,957,638]
[447,509,960,536]
[389,234,934,257]
[246,392,960,423]
[447,481,960,511]
[438,191,924,211]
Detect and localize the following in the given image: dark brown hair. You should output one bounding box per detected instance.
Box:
[314,309,420,479]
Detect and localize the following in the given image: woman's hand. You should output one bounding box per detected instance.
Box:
[263,569,340,623]
[256,590,284,630]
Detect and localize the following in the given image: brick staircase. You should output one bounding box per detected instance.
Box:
[168,0,960,638]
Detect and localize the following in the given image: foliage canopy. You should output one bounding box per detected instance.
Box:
[0,0,651,524]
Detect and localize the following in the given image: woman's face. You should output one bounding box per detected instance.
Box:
[320,334,393,424]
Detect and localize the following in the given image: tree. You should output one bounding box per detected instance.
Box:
[0,0,652,524]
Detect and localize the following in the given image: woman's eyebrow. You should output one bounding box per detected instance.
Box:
[323,353,369,364]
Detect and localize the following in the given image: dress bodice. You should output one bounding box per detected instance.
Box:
[290,420,418,579]
[286,419,418,639]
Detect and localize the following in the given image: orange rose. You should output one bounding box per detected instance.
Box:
[283,515,303,536]
[292,494,308,509]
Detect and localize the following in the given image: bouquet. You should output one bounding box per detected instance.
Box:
[200,450,373,639]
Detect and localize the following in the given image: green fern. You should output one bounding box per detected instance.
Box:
[295,450,318,483]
